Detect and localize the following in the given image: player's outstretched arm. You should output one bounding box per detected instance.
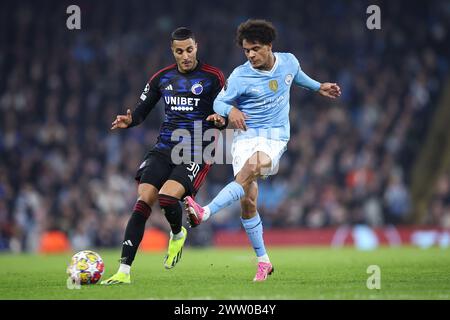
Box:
[318,83,342,99]
[111,109,132,130]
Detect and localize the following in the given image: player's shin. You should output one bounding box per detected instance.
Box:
[207,181,245,215]
[159,194,183,236]
[241,213,270,262]
[120,200,152,269]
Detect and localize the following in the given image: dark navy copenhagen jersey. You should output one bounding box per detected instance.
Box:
[128,61,225,162]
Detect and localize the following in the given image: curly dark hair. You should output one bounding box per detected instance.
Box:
[236,19,277,46]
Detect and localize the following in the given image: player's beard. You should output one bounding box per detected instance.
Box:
[181,59,197,72]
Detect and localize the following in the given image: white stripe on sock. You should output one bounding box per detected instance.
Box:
[203,206,211,221]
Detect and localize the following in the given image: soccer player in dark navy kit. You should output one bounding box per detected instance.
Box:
[102,27,226,285]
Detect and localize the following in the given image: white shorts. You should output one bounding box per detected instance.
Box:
[230,134,288,177]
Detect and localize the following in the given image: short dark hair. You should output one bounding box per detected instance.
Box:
[236,19,276,46]
[171,27,195,42]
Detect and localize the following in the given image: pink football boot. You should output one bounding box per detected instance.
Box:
[253,262,274,282]
[184,196,205,228]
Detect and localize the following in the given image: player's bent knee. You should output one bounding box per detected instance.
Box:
[159,180,185,199]
[158,190,180,200]
[137,183,158,206]
[236,166,258,187]
[138,193,156,207]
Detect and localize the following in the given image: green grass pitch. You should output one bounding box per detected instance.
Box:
[1,246,449,299]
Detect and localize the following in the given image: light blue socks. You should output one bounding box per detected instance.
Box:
[207,181,245,216]
[241,213,267,258]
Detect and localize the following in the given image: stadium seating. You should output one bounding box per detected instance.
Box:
[0,0,449,252]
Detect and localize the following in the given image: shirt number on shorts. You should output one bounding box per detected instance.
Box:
[187,162,200,181]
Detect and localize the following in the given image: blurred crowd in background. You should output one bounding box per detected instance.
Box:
[0,0,449,251]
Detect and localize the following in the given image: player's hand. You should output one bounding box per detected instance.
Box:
[318,83,341,99]
[206,113,226,128]
[228,107,248,131]
[111,109,132,130]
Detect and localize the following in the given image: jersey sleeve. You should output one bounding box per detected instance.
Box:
[291,54,321,92]
[211,69,225,99]
[213,70,242,117]
[128,76,161,128]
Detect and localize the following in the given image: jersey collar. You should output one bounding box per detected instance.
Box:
[177,60,202,75]
[248,53,279,76]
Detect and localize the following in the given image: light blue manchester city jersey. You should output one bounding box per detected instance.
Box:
[214,52,321,141]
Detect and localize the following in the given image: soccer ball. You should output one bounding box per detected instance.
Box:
[67,250,105,285]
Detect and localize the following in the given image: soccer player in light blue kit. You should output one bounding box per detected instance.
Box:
[185,19,341,281]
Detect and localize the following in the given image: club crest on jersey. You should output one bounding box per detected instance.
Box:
[191,83,203,95]
[285,74,293,85]
[269,80,278,92]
